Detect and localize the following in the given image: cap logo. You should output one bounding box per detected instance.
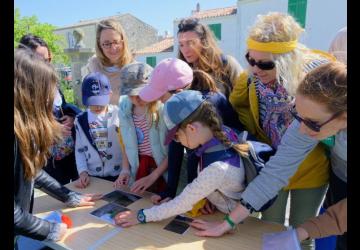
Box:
[91,82,100,95]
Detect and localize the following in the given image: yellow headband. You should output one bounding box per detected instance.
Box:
[247,38,298,54]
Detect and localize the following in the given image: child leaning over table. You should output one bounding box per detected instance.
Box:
[74,72,125,188]
[114,90,249,228]
[116,62,168,194]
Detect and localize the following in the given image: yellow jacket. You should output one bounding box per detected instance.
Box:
[229,71,329,190]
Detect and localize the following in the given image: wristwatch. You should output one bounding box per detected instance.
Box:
[137,209,146,224]
[239,198,255,213]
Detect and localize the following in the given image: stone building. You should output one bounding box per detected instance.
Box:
[54,13,159,53]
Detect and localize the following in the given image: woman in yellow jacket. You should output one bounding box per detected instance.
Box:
[229,12,334,250]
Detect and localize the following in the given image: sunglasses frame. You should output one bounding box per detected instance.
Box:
[245,52,276,70]
[290,105,340,132]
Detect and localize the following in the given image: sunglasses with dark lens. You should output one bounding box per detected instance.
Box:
[245,53,276,70]
[289,105,340,132]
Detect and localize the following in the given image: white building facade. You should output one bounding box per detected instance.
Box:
[136,0,346,67]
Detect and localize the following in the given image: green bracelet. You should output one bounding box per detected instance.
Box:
[224,214,236,229]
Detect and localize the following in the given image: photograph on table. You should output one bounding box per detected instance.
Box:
[90,203,129,225]
[102,190,141,207]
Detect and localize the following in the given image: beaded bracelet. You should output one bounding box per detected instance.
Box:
[224,214,236,229]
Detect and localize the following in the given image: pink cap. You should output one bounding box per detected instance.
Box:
[139,58,193,102]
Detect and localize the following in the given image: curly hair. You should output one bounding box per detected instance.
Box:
[248,12,324,95]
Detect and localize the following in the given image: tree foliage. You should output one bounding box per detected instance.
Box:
[14,8,69,65]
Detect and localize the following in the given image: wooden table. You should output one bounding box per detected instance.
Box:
[34,177,285,250]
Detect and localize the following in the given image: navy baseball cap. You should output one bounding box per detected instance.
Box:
[163,90,206,145]
[82,72,111,106]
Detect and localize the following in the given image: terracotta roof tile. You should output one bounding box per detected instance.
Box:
[135,37,174,55]
[191,6,237,19]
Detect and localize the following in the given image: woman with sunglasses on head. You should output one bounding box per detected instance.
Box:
[84,19,134,104]
[193,12,335,249]
[177,17,243,99]
[18,34,81,185]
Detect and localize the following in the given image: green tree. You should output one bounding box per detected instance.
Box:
[14,8,69,65]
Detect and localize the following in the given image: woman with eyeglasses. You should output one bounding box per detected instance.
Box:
[18,34,81,185]
[177,17,243,99]
[84,19,134,104]
[192,12,335,249]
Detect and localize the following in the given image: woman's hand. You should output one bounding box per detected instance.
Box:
[114,210,139,227]
[57,223,68,241]
[190,219,232,237]
[77,193,103,206]
[75,172,90,188]
[130,174,156,194]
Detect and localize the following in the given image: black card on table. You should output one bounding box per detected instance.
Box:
[102,190,141,207]
[163,215,194,235]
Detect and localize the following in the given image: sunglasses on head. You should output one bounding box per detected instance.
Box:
[289,105,340,132]
[245,53,276,70]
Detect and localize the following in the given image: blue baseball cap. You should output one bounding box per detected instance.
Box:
[82,72,111,106]
[163,90,206,145]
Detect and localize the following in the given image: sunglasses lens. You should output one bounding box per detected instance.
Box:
[257,62,275,70]
[303,121,320,132]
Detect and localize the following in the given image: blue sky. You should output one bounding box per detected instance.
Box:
[14,0,237,35]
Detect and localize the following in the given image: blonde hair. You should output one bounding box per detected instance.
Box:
[248,12,323,95]
[177,18,231,88]
[95,19,133,67]
[14,49,62,180]
[179,101,249,156]
[147,100,161,128]
[297,61,347,114]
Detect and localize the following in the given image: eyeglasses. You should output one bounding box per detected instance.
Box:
[101,40,122,50]
[245,53,276,70]
[290,105,340,132]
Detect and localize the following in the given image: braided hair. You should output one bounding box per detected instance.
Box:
[179,101,249,156]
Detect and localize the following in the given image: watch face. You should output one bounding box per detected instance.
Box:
[137,212,145,223]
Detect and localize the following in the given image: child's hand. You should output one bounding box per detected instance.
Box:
[150,194,171,205]
[130,175,156,194]
[199,199,216,215]
[113,170,130,188]
[114,210,139,227]
[75,172,90,188]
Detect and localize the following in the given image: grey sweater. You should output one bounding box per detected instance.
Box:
[241,120,347,211]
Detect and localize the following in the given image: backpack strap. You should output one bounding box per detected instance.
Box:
[76,111,98,152]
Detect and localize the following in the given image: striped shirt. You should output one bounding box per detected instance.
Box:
[133,113,153,156]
